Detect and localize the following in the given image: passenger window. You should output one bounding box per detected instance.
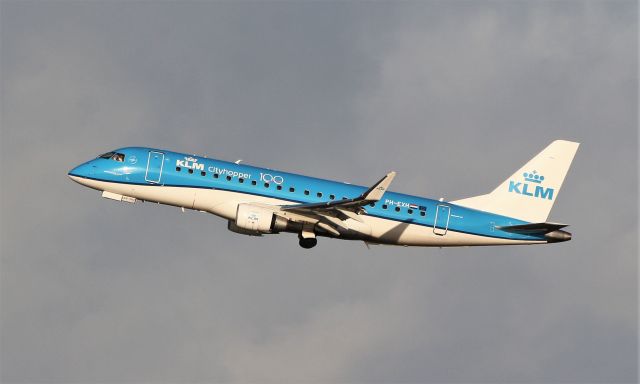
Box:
[252,180,257,186]
[176,167,181,172]
[304,190,310,195]
[239,178,244,183]
[420,211,426,217]
[382,204,388,210]
[277,185,282,191]
[213,173,219,178]
[224,175,230,181]
[330,194,335,200]
[408,209,413,214]
[201,171,206,176]
[317,192,323,198]
[188,169,194,174]
[369,203,375,207]
[289,187,295,192]
[395,207,400,212]
[264,183,270,188]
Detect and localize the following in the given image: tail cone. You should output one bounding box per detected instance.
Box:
[545,230,572,243]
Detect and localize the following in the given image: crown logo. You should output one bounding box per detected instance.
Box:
[185,156,198,162]
[523,170,544,183]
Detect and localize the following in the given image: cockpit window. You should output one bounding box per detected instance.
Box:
[98,152,125,162]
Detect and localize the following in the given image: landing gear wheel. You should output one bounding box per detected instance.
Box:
[298,224,317,249]
[299,238,317,249]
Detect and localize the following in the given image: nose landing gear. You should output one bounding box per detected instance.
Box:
[298,224,317,249]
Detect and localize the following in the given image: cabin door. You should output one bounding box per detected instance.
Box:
[433,204,451,236]
[145,151,164,183]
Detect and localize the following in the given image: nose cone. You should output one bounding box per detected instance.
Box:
[68,161,95,183]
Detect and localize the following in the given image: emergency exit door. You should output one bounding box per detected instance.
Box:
[433,204,451,236]
[145,151,164,183]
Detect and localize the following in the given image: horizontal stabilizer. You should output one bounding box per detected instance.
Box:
[496,222,568,235]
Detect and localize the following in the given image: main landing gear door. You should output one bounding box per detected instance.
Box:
[433,204,451,236]
[145,151,164,184]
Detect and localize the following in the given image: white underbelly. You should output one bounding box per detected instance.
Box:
[77,179,541,247]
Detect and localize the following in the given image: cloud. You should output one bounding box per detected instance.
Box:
[222,283,420,382]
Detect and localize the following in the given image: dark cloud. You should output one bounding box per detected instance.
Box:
[1,1,637,382]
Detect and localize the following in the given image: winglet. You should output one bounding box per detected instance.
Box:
[361,171,396,202]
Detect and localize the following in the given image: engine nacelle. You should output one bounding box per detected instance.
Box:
[227,221,263,236]
[229,204,288,235]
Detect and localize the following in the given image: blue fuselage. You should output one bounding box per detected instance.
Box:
[69,147,544,245]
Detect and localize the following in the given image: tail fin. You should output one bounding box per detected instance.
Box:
[451,140,580,222]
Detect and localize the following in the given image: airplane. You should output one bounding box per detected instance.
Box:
[68,140,579,249]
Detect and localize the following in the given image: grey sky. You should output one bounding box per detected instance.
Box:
[1,1,637,382]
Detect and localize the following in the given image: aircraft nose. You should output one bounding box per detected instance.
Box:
[68,161,95,180]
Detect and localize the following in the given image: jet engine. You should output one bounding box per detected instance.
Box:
[228,203,288,236]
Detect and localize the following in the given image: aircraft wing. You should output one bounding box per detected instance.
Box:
[280,171,396,217]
